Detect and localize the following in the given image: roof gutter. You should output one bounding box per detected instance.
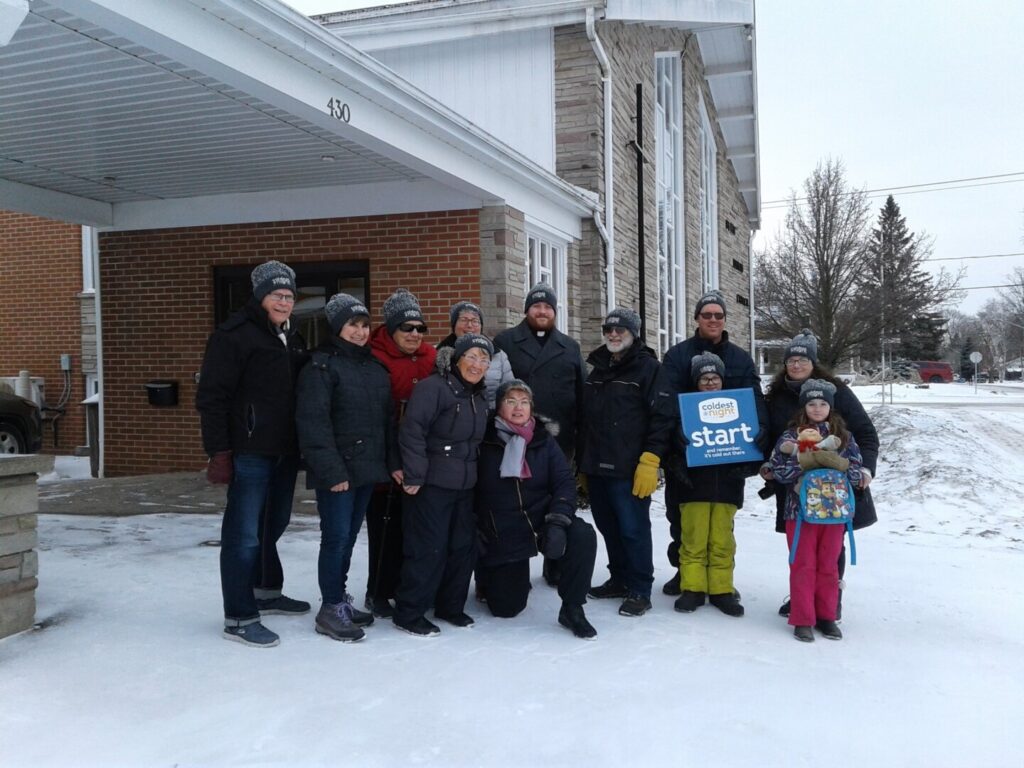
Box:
[585,6,615,311]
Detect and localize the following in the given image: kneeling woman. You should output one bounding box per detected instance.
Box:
[296,293,401,642]
[476,380,598,639]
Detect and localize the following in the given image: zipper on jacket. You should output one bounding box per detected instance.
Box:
[516,479,540,556]
[246,404,256,439]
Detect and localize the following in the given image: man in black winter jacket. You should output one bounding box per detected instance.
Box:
[196,261,309,648]
[654,290,768,596]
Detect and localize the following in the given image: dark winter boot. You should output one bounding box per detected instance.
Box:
[709,592,745,617]
[618,594,653,617]
[315,602,365,643]
[588,578,628,600]
[673,590,706,613]
[342,592,374,627]
[256,594,311,616]
[815,619,843,640]
[662,570,682,596]
[778,596,791,617]
[393,616,441,638]
[558,603,597,640]
[435,611,475,628]
[365,594,394,619]
[793,625,814,643]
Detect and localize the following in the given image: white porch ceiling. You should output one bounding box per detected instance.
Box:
[0,0,594,235]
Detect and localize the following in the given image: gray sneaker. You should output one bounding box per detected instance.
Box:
[315,602,365,642]
[223,621,280,648]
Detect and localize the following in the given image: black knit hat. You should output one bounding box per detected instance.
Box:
[785,328,819,364]
[452,333,494,364]
[525,282,558,312]
[603,307,641,338]
[251,260,297,301]
[450,301,484,331]
[693,290,727,319]
[325,293,369,335]
[690,352,726,384]
[382,288,425,335]
[799,378,836,408]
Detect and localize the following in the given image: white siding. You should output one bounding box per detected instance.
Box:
[374,29,555,171]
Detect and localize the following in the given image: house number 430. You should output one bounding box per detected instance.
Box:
[327,98,351,123]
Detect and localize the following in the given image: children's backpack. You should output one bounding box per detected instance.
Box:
[789,467,857,565]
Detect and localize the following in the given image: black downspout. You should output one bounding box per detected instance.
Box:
[633,83,646,338]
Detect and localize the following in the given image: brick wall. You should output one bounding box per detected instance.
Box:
[0,211,86,454]
[98,210,481,475]
[554,22,755,354]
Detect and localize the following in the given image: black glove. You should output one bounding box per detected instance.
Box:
[540,513,572,560]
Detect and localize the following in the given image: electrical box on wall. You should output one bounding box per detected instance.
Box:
[60,354,72,371]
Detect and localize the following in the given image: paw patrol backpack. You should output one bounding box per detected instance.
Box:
[790,467,857,565]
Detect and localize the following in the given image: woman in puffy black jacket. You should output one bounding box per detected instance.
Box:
[296,294,400,643]
[476,380,598,639]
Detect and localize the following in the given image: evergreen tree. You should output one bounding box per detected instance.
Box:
[858,195,959,362]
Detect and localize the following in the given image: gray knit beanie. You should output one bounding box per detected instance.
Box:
[525,282,558,312]
[693,290,727,319]
[382,288,425,334]
[325,293,369,335]
[785,328,819,364]
[451,333,494,365]
[450,301,484,331]
[251,260,296,301]
[690,352,726,384]
[602,307,641,338]
[799,378,836,408]
[496,379,534,406]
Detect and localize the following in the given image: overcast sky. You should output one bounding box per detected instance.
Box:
[287,0,1024,315]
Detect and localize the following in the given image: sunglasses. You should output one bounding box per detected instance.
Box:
[602,325,630,335]
[699,312,725,320]
[397,323,428,334]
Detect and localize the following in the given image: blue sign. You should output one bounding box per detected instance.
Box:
[679,388,762,467]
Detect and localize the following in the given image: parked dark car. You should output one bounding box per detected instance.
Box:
[0,391,43,454]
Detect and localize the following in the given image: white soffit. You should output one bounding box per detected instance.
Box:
[0,0,593,233]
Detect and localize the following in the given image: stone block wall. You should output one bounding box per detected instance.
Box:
[0,454,52,639]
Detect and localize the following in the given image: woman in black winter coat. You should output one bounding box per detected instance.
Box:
[760,330,879,617]
[295,294,400,643]
[476,380,598,639]
[393,333,494,637]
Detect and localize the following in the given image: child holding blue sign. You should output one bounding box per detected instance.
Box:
[770,380,863,642]
[674,353,760,617]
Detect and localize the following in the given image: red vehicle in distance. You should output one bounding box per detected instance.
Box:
[912,361,954,383]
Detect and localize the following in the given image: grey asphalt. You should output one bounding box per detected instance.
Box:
[39,471,318,517]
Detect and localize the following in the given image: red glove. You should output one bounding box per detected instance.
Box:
[206,451,233,484]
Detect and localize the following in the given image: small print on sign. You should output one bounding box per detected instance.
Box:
[679,388,763,467]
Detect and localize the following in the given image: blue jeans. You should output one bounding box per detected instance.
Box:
[588,474,654,598]
[317,483,373,605]
[220,454,298,625]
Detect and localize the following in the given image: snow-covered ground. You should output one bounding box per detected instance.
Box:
[2,384,1023,767]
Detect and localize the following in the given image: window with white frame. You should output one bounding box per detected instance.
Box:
[655,53,684,356]
[525,229,568,332]
[698,95,719,293]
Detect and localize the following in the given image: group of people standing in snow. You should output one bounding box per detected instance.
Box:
[196,260,878,649]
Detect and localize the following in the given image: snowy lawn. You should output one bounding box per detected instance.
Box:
[3,395,1023,767]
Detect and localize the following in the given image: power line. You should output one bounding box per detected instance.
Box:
[762,172,1024,209]
[928,251,1024,262]
[958,283,1019,291]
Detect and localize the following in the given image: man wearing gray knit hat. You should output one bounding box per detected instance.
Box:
[652,288,768,598]
[196,259,309,647]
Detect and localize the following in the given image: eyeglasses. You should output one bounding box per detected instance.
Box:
[397,323,428,334]
[786,357,811,367]
[698,376,721,386]
[456,315,482,327]
[502,398,532,408]
[268,292,296,303]
[602,325,629,335]
[699,312,725,321]
[461,353,490,366]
